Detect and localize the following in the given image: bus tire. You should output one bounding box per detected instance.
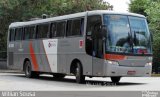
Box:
[53,74,65,79]
[75,62,85,84]
[111,77,121,83]
[24,61,39,78]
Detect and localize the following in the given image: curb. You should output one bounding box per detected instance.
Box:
[0,70,23,73]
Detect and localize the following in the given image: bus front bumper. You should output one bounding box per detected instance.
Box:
[104,60,152,77]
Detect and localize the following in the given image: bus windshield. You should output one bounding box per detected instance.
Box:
[104,15,152,55]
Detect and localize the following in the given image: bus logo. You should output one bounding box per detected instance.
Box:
[48,40,56,48]
[48,42,52,48]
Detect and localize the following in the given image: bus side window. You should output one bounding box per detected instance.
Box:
[29,26,36,39]
[80,18,84,35]
[50,23,57,38]
[71,19,81,36]
[9,29,15,41]
[15,28,23,41]
[67,18,84,36]
[56,21,66,37]
[24,27,30,40]
[24,26,35,40]
[37,24,49,39]
[66,20,72,36]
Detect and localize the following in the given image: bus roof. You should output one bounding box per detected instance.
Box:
[9,10,145,28]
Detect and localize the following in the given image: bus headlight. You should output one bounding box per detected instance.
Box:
[107,60,119,66]
[145,62,152,66]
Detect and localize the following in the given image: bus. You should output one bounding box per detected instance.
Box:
[7,10,152,84]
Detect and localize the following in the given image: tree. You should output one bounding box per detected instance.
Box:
[129,0,160,73]
[129,0,150,16]
[145,1,160,73]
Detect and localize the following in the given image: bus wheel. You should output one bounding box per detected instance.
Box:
[111,77,121,83]
[53,74,65,79]
[75,62,85,84]
[24,61,39,78]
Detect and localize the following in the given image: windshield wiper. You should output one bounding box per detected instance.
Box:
[122,32,133,53]
[128,32,134,53]
[133,31,137,46]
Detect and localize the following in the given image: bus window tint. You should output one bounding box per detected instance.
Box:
[56,22,66,37]
[15,28,23,41]
[80,18,84,35]
[51,23,56,38]
[24,26,35,40]
[72,19,81,36]
[9,29,15,41]
[24,27,29,40]
[29,26,36,39]
[67,18,84,36]
[67,20,72,36]
[37,24,49,38]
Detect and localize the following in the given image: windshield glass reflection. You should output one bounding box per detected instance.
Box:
[104,15,152,55]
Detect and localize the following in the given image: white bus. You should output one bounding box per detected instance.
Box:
[7,10,152,83]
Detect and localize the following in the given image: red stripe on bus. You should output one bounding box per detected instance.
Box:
[104,54,127,60]
[29,42,39,71]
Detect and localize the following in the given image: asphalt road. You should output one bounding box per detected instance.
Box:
[0,73,159,91]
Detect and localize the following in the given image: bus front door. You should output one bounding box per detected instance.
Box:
[92,38,104,76]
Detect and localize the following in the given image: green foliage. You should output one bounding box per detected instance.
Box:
[0,0,111,52]
[129,0,160,73]
[145,2,160,32]
[129,0,150,16]
[0,0,111,20]
[145,1,160,73]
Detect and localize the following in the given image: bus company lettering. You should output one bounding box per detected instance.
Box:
[48,40,56,48]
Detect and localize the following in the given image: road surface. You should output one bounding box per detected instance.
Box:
[0,73,159,91]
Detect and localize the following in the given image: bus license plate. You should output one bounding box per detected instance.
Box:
[127,71,136,75]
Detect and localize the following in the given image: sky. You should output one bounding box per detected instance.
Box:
[104,0,130,12]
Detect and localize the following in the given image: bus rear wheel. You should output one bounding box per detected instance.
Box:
[111,77,121,83]
[24,61,39,78]
[75,62,85,84]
